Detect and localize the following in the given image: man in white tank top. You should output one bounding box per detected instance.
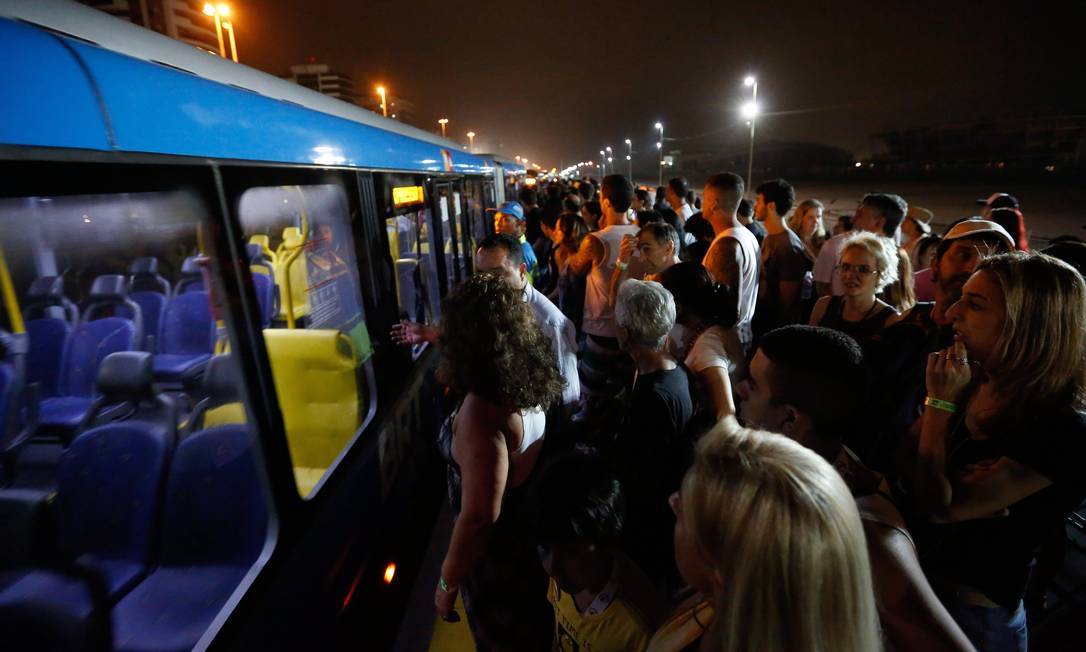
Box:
[701,172,760,353]
[567,175,640,407]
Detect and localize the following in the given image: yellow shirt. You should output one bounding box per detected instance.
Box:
[549,553,660,652]
[646,593,713,652]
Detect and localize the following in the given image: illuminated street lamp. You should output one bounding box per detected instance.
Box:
[376,86,388,117]
[202,3,226,59]
[599,149,606,177]
[654,122,664,186]
[438,118,448,138]
[467,131,476,152]
[624,138,632,179]
[742,75,759,193]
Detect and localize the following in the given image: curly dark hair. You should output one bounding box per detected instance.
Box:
[437,273,565,410]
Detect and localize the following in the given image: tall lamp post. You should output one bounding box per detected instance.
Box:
[599,150,606,177]
[202,3,227,59]
[624,138,632,179]
[376,86,388,117]
[654,122,664,186]
[219,5,238,62]
[742,75,759,194]
[606,146,613,177]
[438,118,448,138]
[467,131,476,152]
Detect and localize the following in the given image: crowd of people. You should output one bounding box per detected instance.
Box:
[391,173,1086,652]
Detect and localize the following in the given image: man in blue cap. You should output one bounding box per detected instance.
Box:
[493,200,538,283]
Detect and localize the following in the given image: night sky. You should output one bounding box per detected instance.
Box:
[234,0,1082,171]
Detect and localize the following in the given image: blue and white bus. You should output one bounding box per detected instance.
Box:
[0,1,523,649]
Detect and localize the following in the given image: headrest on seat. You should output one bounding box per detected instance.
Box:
[246,243,263,263]
[27,276,65,302]
[88,275,129,302]
[202,355,240,404]
[95,351,153,396]
[129,257,159,276]
[180,256,203,276]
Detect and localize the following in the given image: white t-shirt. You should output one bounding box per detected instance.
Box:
[525,284,581,406]
[702,226,760,350]
[583,223,639,338]
[684,325,737,375]
[812,231,850,295]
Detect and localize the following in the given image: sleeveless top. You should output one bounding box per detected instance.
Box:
[816,296,895,345]
[703,226,760,351]
[437,404,546,515]
[583,223,639,337]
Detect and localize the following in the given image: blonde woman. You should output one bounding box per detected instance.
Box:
[916,252,1086,650]
[809,232,899,347]
[878,246,917,314]
[789,198,828,262]
[655,418,881,652]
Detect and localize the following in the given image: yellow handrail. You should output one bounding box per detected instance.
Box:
[280,186,311,330]
[0,244,26,334]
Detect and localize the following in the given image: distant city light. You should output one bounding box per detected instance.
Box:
[854,161,862,168]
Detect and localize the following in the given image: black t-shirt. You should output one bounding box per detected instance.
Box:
[616,366,694,589]
[743,219,766,246]
[919,406,1086,608]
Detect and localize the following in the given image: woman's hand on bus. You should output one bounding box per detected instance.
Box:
[926,340,972,403]
[391,320,437,346]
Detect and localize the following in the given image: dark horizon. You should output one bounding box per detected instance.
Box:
[176,1,1086,171]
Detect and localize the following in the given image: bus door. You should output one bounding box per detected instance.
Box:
[429,181,460,289]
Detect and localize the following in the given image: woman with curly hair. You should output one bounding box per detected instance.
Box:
[434,272,566,651]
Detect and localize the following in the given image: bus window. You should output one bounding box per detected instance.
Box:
[0,187,274,648]
[385,197,440,326]
[434,183,459,288]
[237,183,375,498]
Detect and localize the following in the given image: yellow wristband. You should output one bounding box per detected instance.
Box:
[924,397,957,413]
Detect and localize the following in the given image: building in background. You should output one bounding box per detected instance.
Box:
[874,113,1086,175]
[78,0,219,53]
[284,63,360,106]
[359,90,418,126]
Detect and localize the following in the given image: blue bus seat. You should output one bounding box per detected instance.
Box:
[184,355,244,436]
[23,276,76,398]
[246,239,276,269]
[128,258,170,352]
[0,354,175,617]
[128,257,171,295]
[1,331,38,483]
[38,276,141,437]
[174,256,206,295]
[112,425,267,652]
[22,276,79,326]
[153,291,215,384]
[246,244,278,327]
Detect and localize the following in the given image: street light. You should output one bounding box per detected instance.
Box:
[376,86,387,117]
[467,131,476,152]
[654,122,664,186]
[742,75,759,194]
[438,118,448,138]
[624,138,632,179]
[202,3,226,59]
[599,149,606,177]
